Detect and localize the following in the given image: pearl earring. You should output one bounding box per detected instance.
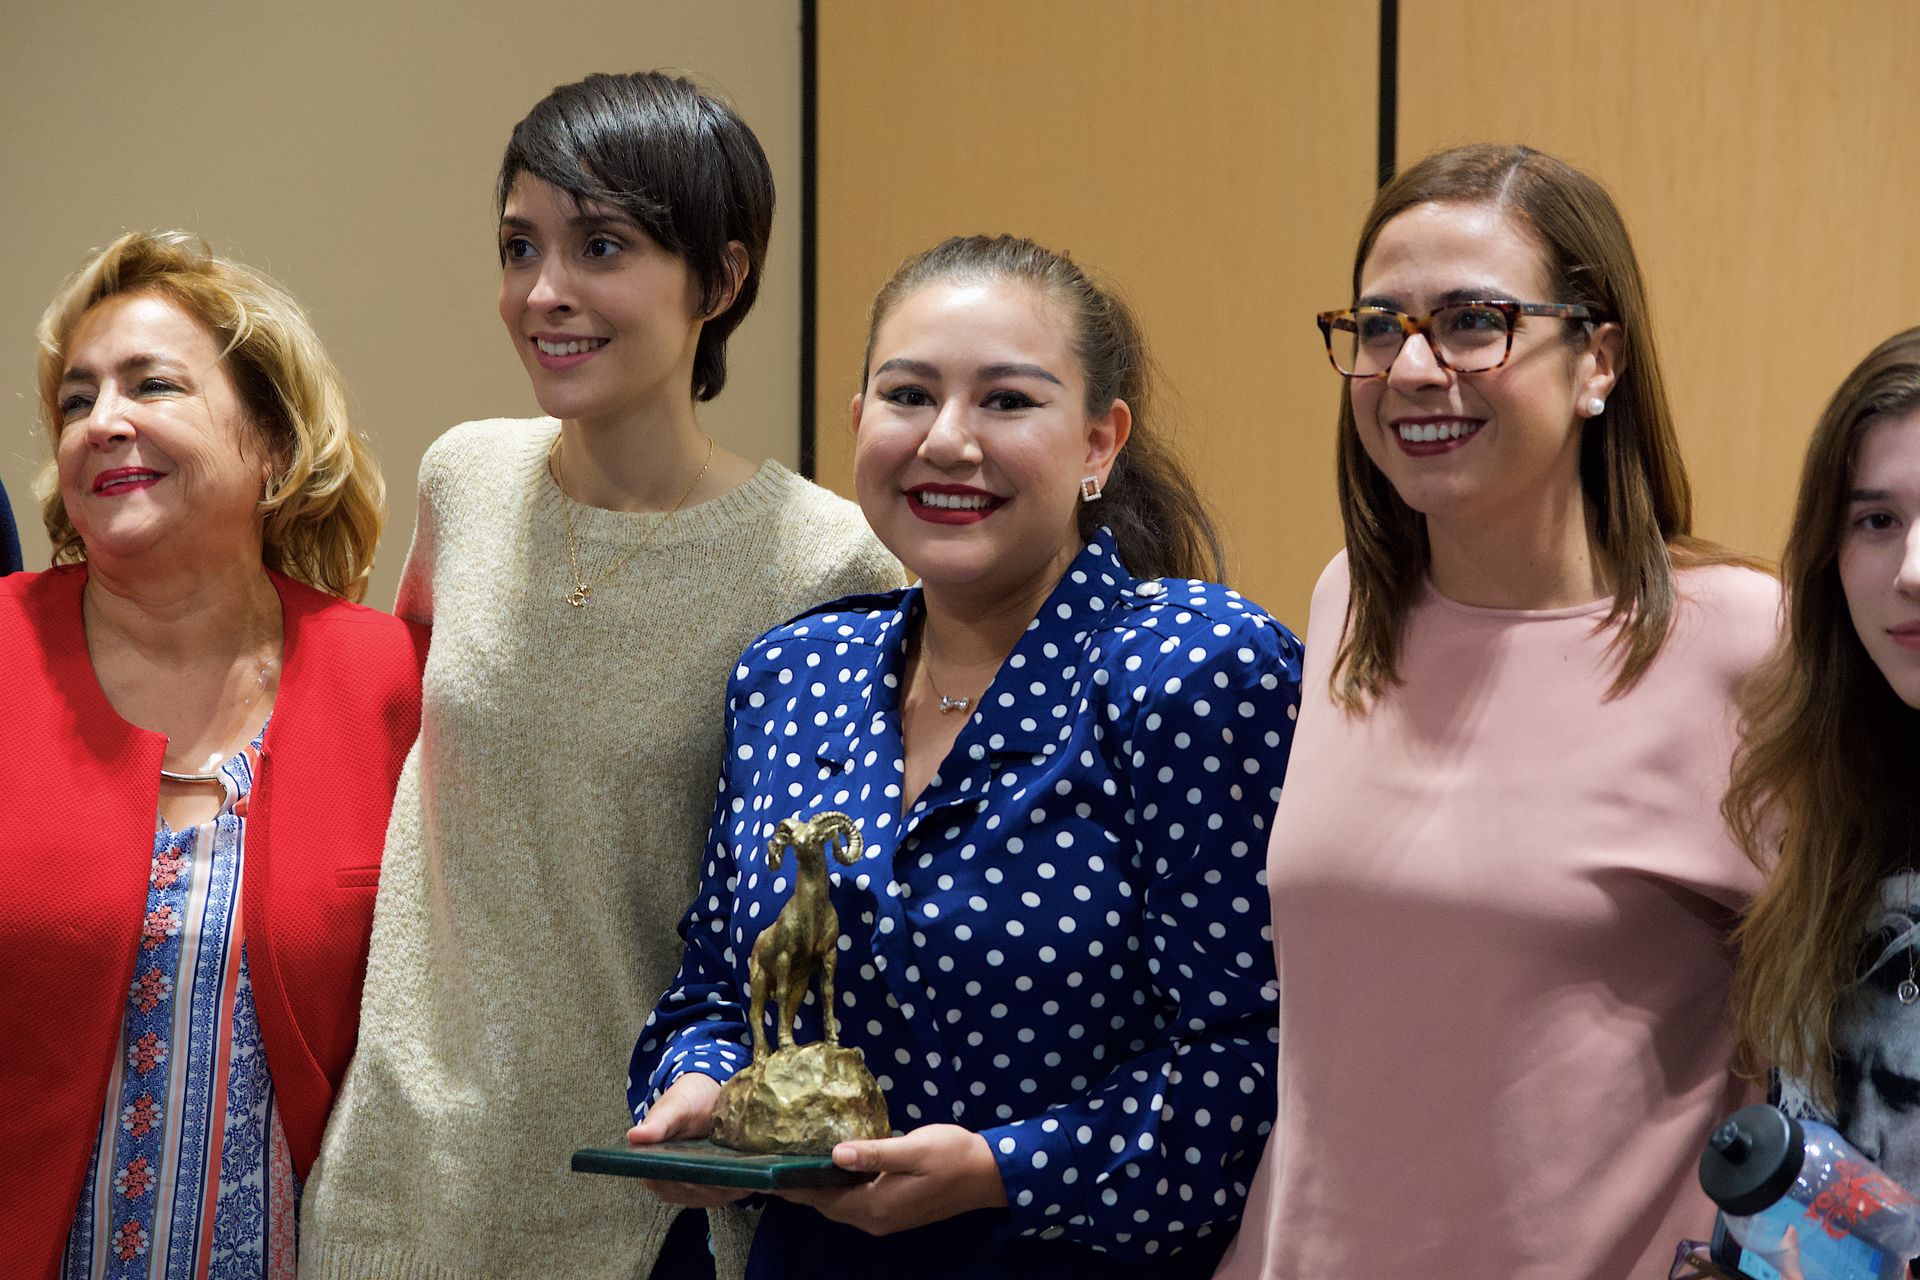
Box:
[1586,396,1607,417]
[1079,475,1104,503]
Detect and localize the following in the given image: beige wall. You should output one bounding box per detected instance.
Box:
[816,0,1379,632]
[0,0,803,608]
[1399,0,1920,565]
[15,4,1916,623]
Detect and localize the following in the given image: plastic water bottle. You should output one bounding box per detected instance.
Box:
[1699,1104,1920,1280]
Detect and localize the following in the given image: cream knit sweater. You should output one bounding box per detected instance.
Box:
[300,419,899,1280]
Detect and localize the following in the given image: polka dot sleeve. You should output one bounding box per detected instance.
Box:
[626,664,758,1119]
[978,610,1299,1259]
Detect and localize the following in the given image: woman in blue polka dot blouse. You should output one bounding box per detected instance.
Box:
[627,235,1303,1278]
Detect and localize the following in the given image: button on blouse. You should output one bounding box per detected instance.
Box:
[632,530,1303,1264]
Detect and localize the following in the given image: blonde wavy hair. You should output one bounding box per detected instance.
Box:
[36,230,383,600]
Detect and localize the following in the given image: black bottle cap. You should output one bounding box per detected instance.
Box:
[1699,1104,1806,1217]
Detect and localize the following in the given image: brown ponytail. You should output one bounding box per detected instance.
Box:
[862,235,1224,583]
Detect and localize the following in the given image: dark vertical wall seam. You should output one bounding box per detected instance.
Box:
[798,0,819,478]
[1377,0,1398,188]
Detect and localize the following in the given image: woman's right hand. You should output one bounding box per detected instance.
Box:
[626,1073,749,1207]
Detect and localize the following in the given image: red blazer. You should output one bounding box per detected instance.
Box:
[0,565,425,1278]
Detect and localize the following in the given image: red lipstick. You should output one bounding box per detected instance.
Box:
[906,483,1003,525]
[92,467,165,496]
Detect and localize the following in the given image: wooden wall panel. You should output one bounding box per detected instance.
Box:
[816,0,1379,629]
[1400,0,1920,563]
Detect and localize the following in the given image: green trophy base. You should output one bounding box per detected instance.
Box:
[570,1139,875,1189]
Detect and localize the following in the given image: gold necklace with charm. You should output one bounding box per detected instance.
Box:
[550,432,713,609]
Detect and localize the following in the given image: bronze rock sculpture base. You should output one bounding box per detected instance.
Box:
[711,1042,891,1154]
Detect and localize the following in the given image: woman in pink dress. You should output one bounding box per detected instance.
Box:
[1216,144,1779,1280]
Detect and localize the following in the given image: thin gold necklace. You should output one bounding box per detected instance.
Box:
[160,653,277,784]
[85,580,280,784]
[549,432,713,609]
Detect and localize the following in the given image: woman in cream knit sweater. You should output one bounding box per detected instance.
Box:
[299,73,897,1280]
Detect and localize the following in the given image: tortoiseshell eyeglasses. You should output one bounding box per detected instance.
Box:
[1316,300,1602,378]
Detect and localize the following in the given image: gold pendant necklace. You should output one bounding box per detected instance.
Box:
[551,432,713,609]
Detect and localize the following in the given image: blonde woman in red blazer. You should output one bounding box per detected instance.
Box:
[0,232,423,1280]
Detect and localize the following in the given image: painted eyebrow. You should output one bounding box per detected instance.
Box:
[1850,488,1896,502]
[873,358,939,380]
[1355,287,1519,310]
[871,358,1063,387]
[58,353,182,387]
[978,362,1063,386]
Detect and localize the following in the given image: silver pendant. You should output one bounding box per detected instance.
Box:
[566,583,592,608]
[1900,978,1919,1006]
[937,695,972,715]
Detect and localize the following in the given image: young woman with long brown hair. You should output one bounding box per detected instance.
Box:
[1729,327,1920,1192]
[1215,144,1779,1280]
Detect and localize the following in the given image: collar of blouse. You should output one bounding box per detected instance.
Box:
[810,526,1153,790]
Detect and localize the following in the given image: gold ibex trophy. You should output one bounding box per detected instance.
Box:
[572,810,891,1186]
[710,810,892,1153]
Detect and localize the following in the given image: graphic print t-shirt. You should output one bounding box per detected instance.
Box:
[1778,872,1920,1197]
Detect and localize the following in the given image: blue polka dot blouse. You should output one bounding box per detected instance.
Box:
[630,528,1302,1264]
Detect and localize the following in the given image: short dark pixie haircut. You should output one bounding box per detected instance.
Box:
[498,71,775,402]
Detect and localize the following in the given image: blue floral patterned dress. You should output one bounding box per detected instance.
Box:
[62,728,299,1279]
[632,530,1303,1278]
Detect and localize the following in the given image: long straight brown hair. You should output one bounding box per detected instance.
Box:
[1330,144,1741,712]
[1728,327,1920,1102]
